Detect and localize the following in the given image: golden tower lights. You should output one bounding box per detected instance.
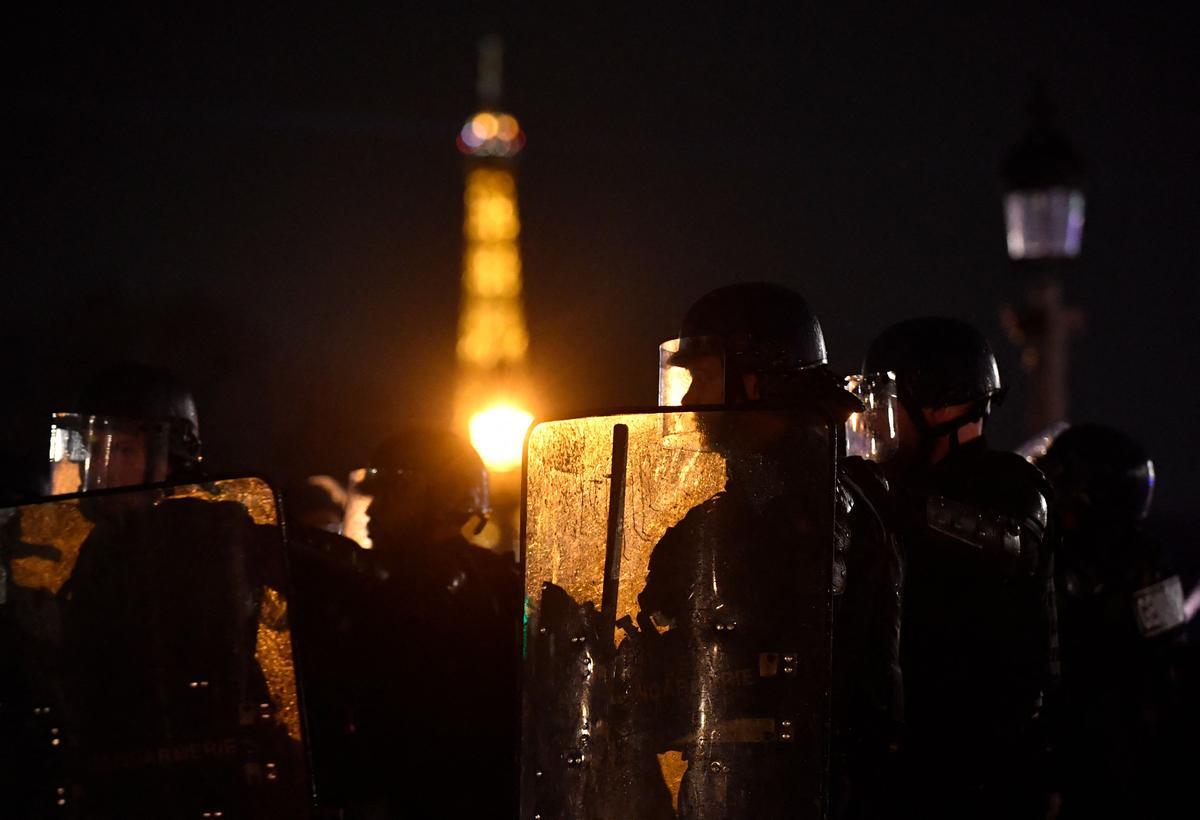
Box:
[456,36,532,551]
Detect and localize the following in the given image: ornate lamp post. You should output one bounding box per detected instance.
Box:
[1000,98,1087,435]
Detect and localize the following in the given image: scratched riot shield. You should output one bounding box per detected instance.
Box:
[521,409,837,819]
[0,477,309,819]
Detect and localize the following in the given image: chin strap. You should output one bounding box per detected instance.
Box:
[905,396,992,462]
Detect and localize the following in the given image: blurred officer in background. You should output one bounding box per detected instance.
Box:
[306,429,521,818]
[1036,424,1189,818]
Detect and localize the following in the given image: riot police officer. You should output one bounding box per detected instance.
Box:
[5,365,309,816]
[1036,424,1187,818]
[335,429,522,817]
[638,283,903,819]
[48,364,203,492]
[280,473,386,817]
[862,317,1056,820]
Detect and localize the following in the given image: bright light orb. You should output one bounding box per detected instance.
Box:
[497,114,520,141]
[458,110,524,157]
[469,404,533,473]
[459,122,484,149]
[471,112,500,141]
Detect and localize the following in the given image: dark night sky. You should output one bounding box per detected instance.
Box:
[6,5,1199,514]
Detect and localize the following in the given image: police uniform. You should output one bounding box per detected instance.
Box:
[864,317,1058,820]
[1038,424,1189,818]
[641,283,903,819]
[891,439,1055,819]
[297,430,522,818]
[637,449,902,820]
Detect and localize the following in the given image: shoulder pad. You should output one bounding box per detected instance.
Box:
[963,447,1054,500]
[935,447,1052,526]
[655,492,729,544]
[840,456,889,494]
[918,446,1054,574]
[925,494,1042,562]
[839,456,889,514]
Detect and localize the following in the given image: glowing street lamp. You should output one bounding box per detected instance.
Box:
[1002,105,1086,261]
[469,403,534,474]
[999,94,1086,434]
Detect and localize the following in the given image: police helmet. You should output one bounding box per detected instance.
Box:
[660,282,862,416]
[863,317,1004,410]
[76,364,202,474]
[670,282,827,373]
[1037,423,1155,524]
[358,429,490,520]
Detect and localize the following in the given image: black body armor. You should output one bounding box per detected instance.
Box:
[636,454,902,819]
[892,438,1056,820]
[293,531,521,818]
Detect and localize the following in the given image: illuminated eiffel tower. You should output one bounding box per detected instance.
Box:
[455,36,532,549]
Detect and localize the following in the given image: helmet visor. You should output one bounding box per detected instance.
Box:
[48,412,171,493]
[658,336,728,407]
[342,467,375,550]
[843,372,899,462]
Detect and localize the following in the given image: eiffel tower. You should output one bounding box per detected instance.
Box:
[455,35,532,550]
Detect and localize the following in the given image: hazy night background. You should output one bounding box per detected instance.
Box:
[5,5,1198,523]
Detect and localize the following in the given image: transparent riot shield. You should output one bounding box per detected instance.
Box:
[521,409,837,820]
[0,476,310,819]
